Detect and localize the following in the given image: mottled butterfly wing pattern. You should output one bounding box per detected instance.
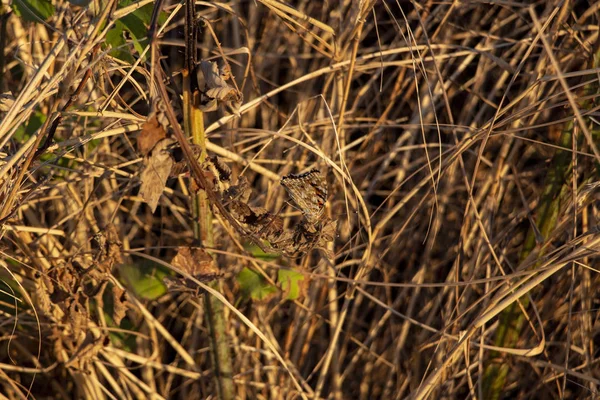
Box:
[280,169,328,225]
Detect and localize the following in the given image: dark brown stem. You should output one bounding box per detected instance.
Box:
[0,11,9,92]
[149,1,236,398]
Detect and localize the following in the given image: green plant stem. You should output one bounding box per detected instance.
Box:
[482,124,572,399]
[183,0,234,397]
[482,46,600,398]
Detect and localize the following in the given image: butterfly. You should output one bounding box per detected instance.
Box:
[280,169,328,225]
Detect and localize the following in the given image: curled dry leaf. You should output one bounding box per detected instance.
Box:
[576,180,600,208]
[196,60,243,115]
[139,138,175,212]
[223,175,251,203]
[138,99,168,155]
[207,155,232,188]
[168,145,229,184]
[0,91,15,112]
[93,223,123,272]
[229,200,286,244]
[266,219,336,258]
[222,176,286,245]
[65,330,109,371]
[169,143,202,177]
[138,115,166,155]
[111,286,129,326]
[165,247,223,293]
[298,218,337,258]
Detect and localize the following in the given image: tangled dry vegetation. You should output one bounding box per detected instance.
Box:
[1,1,600,399]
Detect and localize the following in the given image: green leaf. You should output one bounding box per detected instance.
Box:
[12,0,54,22]
[104,0,168,62]
[86,138,101,152]
[13,111,46,142]
[119,13,148,57]
[108,317,136,351]
[106,21,134,63]
[131,4,153,25]
[117,0,166,25]
[278,269,304,300]
[237,268,276,301]
[105,14,148,61]
[120,261,169,300]
[103,308,136,351]
[244,242,281,261]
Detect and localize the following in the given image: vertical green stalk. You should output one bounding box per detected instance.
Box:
[183,1,234,398]
[482,125,572,399]
[482,44,600,399]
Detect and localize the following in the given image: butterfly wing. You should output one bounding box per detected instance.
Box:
[280,169,327,225]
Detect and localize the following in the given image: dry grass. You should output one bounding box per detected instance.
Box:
[1,1,600,399]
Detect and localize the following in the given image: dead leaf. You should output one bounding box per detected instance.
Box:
[65,331,108,371]
[165,247,223,292]
[111,286,129,326]
[172,247,219,277]
[271,219,337,258]
[104,223,123,264]
[138,98,169,155]
[139,138,175,212]
[138,115,166,155]
[229,200,284,243]
[93,223,123,272]
[207,156,232,186]
[0,92,15,112]
[223,176,251,203]
[169,144,202,177]
[196,60,243,114]
[153,97,169,128]
[320,219,337,242]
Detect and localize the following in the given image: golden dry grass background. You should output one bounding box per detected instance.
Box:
[0,1,600,399]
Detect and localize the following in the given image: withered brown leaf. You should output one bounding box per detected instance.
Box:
[138,99,169,155]
[139,138,175,212]
[223,175,251,204]
[0,91,15,112]
[270,218,336,258]
[229,200,285,242]
[111,286,129,326]
[196,60,243,114]
[138,115,166,155]
[206,155,232,186]
[93,223,123,272]
[165,247,222,292]
[169,144,202,177]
